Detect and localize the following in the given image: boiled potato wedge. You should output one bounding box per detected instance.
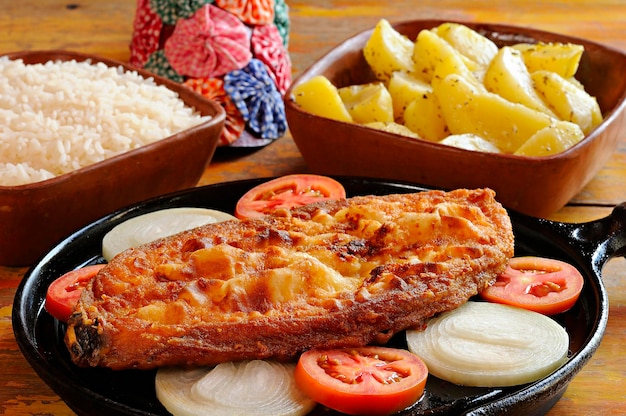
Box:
[514,120,585,156]
[387,70,433,122]
[431,53,483,91]
[363,19,415,81]
[434,22,498,68]
[513,42,584,78]
[403,92,449,142]
[531,70,603,134]
[434,74,554,153]
[291,75,353,122]
[338,82,394,124]
[365,121,420,138]
[440,133,502,153]
[484,47,556,116]
[413,29,477,83]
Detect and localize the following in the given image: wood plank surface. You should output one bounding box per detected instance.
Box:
[1,1,625,415]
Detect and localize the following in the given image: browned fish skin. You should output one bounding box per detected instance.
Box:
[65,188,514,370]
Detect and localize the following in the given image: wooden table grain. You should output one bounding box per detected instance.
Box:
[1,1,625,415]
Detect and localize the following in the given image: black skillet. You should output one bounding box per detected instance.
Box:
[12,177,626,416]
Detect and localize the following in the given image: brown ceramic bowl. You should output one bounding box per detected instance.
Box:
[0,50,226,266]
[285,19,626,218]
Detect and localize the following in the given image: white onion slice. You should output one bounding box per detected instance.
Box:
[155,360,316,416]
[102,207,236,261]
[406,301,569,387]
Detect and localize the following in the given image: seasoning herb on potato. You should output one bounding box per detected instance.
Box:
[337,82,394,124]
[530,70,603,134]
[434,22,499,69]
[387,70,432,122]
[291,75,353,122]
[291,20,603,156]
[413,28,479,83]
[514,120,585,156]
[512,42,584,78]
[484,46,557,117]
[435,74,558,153]
[363,18,415,81]
[403,91,449,142]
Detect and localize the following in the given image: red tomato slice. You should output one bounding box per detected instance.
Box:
[295,346,428,416]
[234,174,346,219]
[44,264,105,322]
[480,256,584,315]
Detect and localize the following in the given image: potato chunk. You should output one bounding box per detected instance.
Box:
[431,53,483,90]
[484,46,556,116]
[434,22,499,68]
[413,29,477,83]
[338,82,394,124]
[363,19,415,81]
[435,74,554,153]
[387,70,432,122]
[513,42,584,78]
[403,92,449,142]
[531,70,603,134]
[291,75,353,122]
[440,133,502,153]
[514,120,585,156]
[365,121,421,138]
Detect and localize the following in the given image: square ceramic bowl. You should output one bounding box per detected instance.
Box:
[285,19,626,218]
[0,50,226,266]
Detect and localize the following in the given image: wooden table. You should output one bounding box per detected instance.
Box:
[1,1,624,415]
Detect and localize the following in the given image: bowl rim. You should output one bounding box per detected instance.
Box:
[0,49,226,191]
[285,18,626,162]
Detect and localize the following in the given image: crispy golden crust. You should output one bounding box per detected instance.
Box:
[65,188,514,370]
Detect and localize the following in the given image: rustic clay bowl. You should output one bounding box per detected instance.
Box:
[285,19,626,218]
[0,50,226,266]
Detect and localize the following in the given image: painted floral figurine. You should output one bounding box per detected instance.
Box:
[130,0,291,147]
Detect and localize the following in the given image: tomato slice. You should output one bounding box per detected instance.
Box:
[480,256,584,315]
[234,174,346,219]
[295,346,428,415]
[44,264,105,322]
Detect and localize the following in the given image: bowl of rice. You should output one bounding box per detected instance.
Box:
[0,50,226,266]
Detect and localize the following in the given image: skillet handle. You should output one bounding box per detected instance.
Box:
[540,202,626,275]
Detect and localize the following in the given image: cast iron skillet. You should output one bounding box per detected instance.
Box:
[12,177,626,416]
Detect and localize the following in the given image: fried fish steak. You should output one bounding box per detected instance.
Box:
[65,188,514,370]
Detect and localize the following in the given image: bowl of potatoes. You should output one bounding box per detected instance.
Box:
[284,19,626,217]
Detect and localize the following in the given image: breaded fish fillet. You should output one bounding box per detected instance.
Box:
[65,188,514,370]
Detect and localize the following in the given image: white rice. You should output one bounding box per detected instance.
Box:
[0,57,212,186]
